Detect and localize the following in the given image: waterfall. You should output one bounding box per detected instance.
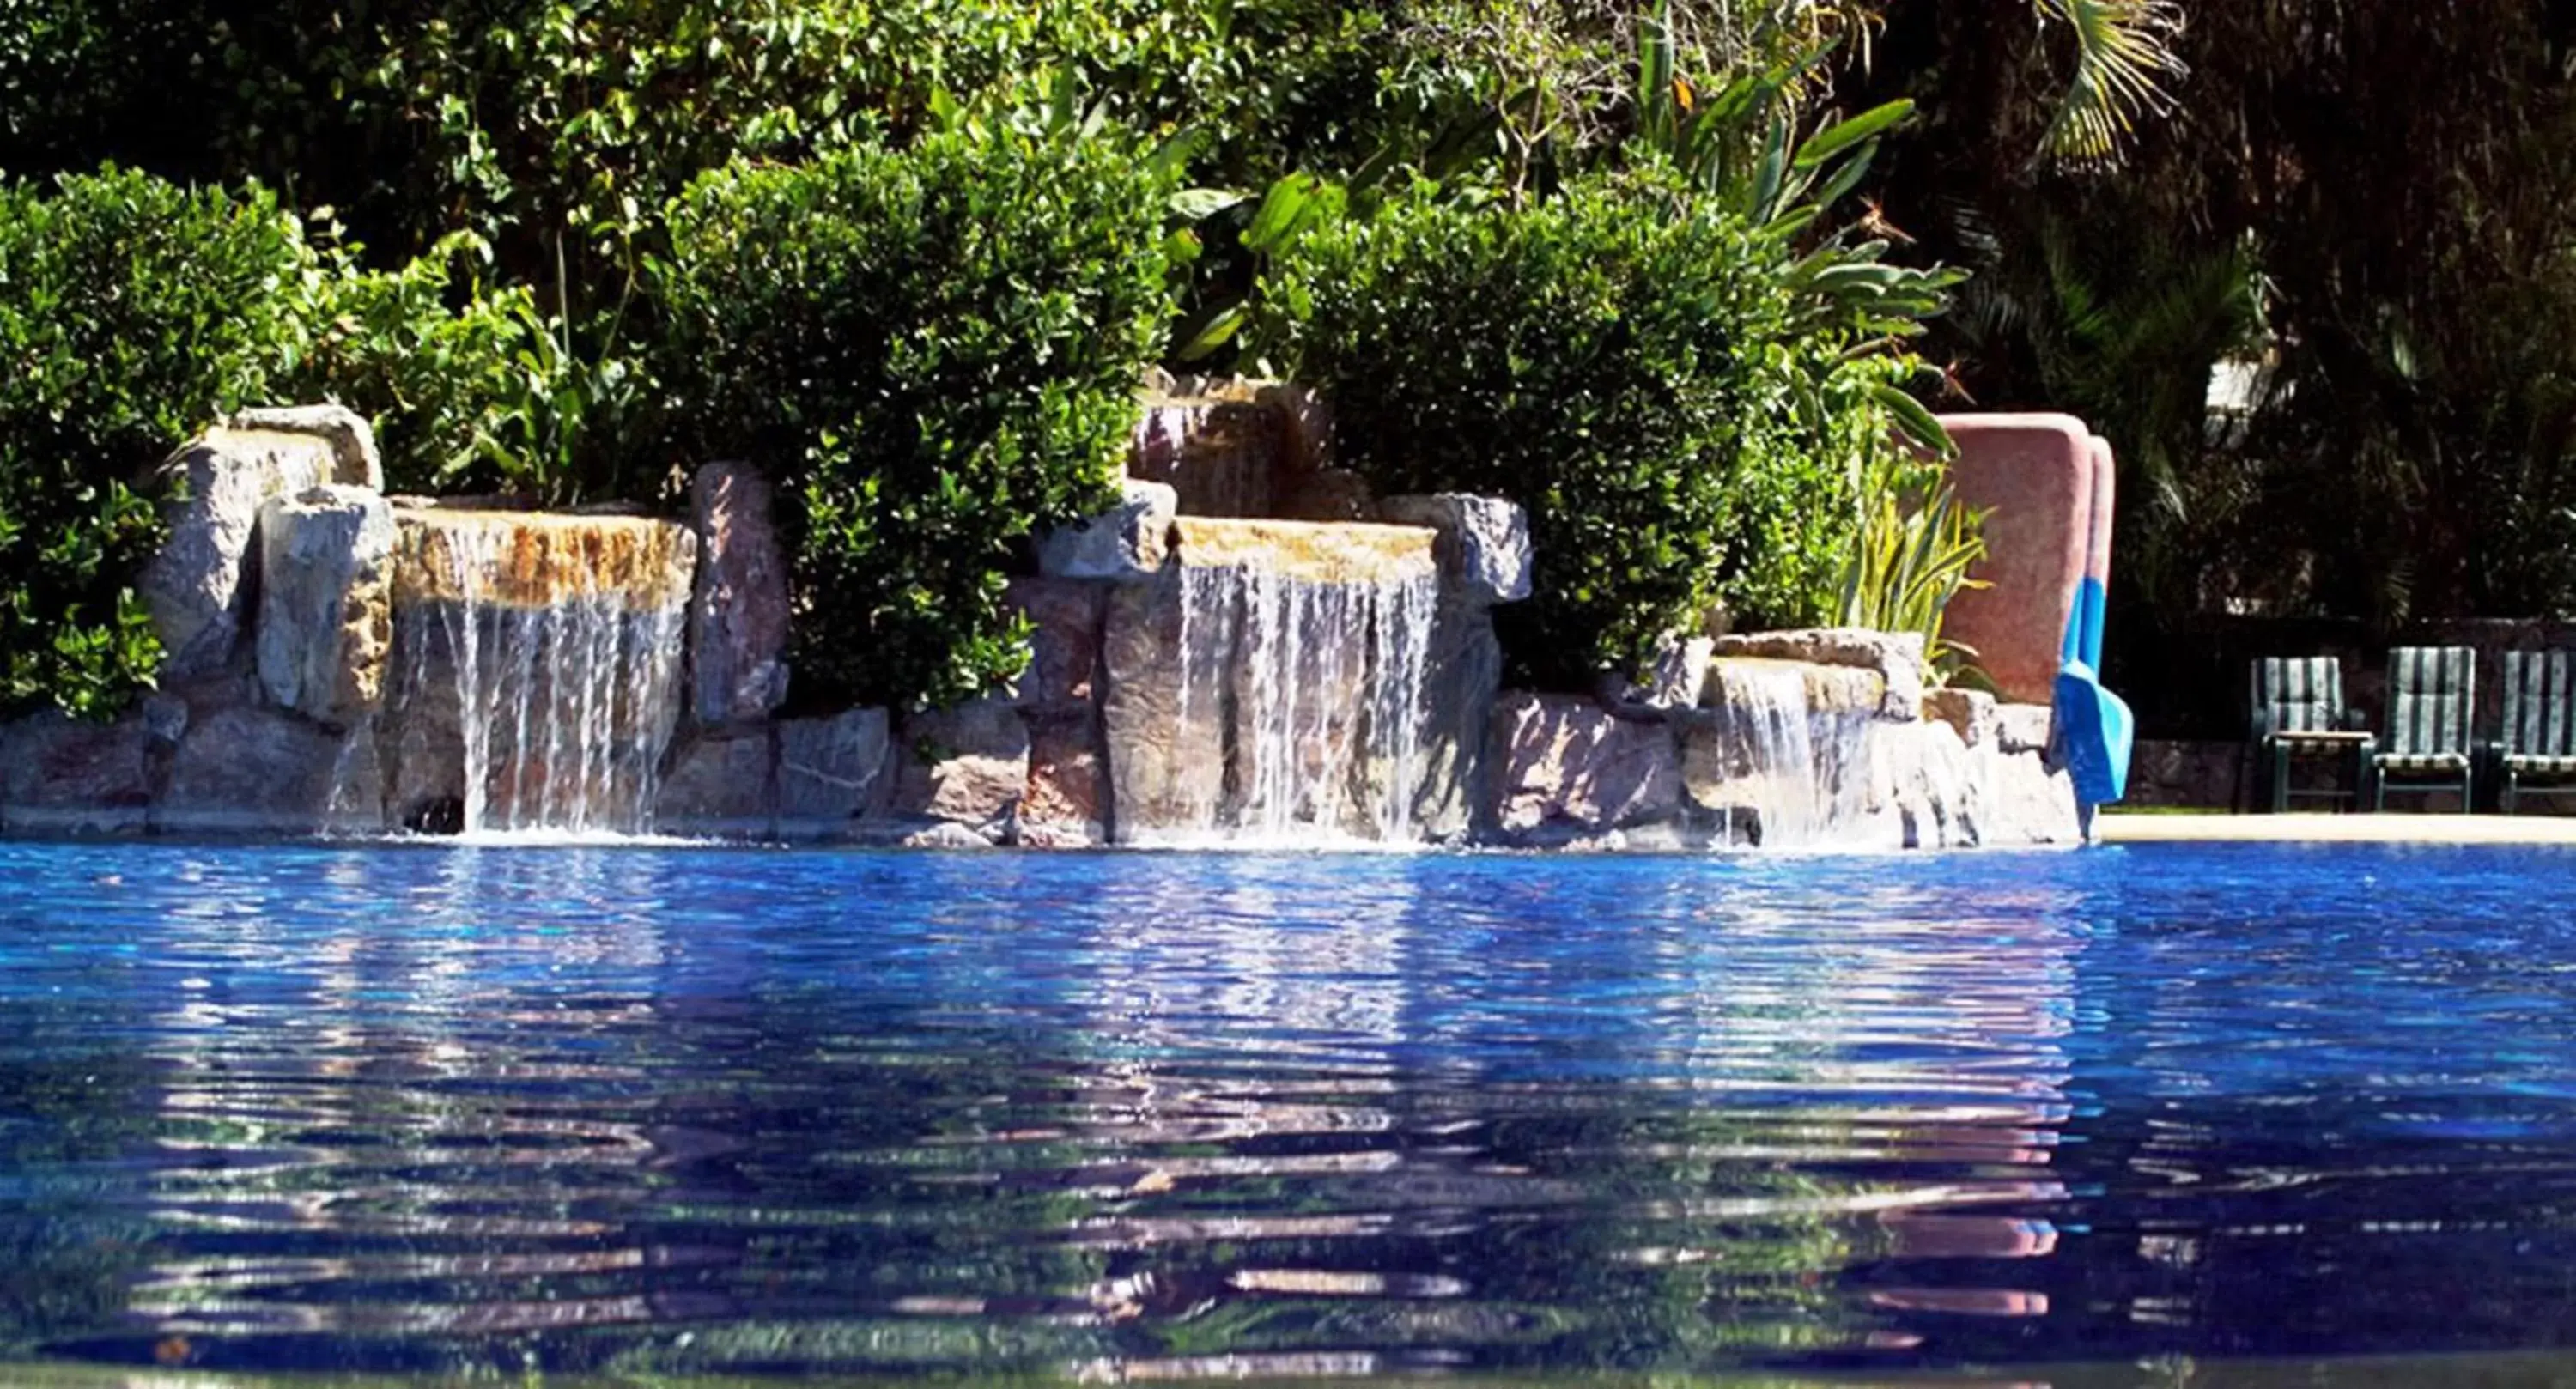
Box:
[379,513,692,839]
[1154,559,1438,846]
[1697,660,1875,849]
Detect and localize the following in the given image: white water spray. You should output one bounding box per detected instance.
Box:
[1156,561,1439,846]
[380,516,689,837]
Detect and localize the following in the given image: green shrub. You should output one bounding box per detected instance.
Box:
[1267,170,1891,688]
[299,233,641,504]
[657,126,1185,712]
[0,167,321,716]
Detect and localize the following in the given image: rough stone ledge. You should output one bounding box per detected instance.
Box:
[1373,494,1534,606]
[1036,479,1177,582]
[1710,628,1925,721]
[222,405,385,493]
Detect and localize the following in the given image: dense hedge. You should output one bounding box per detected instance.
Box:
[656,125,1185,711]
[1267,173,1881,688]
[0,167,320,715]
[0,3,1962,718]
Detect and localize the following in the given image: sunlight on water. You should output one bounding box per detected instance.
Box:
[0,843,2572,1381]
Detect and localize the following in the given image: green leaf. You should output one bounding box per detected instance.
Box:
[1795,100,1914,170]
[1169,187,1251,221]
[1243,173,1322,255]
[1872,382,1954,458]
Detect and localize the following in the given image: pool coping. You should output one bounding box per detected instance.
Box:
[2098,811,2576,844]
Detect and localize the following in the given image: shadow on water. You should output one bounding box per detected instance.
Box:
[0,842,2573,1381]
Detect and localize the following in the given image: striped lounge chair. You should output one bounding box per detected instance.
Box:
[2373,646,2476,811]
[2499,649,2576,813]
[2251,656,2373,812]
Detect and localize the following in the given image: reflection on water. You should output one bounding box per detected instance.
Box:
[0,844,2574,1380]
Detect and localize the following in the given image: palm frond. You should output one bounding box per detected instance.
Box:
[2033,0,2185,167]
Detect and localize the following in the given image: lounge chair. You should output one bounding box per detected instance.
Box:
[2251,656,2374,812]
[2373,645,2475,811]
[2498,648,2576,813]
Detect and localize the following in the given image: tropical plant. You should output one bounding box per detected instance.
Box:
[1842,472,1990,684]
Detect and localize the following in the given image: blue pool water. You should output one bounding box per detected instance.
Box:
[0,840,2573,1381]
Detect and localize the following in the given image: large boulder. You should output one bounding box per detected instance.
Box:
[688,463,792,726]
[1005,578,1105,715]
[224,406,383,490]
[1976,743,2084,846]
[0,712,161,833]
[256,486,395,729]
[1374,494,1534,606]
[1405,605,1504,840]
[1036,480,1176,581]
[1018,709,1108,847]
[655,729,777,838]
[157,705,383,835]
[1128,397,1290,516]
[883,698,1028,840]
[143,409,383,678]
[776,708,891,836]
[1487,693,1682,841]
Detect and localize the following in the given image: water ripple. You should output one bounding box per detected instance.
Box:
[0,842,2573,1379]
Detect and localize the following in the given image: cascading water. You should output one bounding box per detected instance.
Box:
[1141,519,1441,846]
[1694,659,1875,848]
[378,512,693,839]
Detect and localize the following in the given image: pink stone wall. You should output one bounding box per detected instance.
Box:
[1940,414,2094,704]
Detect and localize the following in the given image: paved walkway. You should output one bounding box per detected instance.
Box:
[2098,812,2576,845]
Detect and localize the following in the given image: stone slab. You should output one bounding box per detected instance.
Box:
[688,462,792,725]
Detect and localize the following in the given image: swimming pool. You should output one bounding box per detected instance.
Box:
[0,840,2571,1384]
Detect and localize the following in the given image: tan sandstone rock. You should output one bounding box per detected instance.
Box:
[257,485,394,729]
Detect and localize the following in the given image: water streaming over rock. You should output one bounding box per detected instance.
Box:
[1691,659,1878,848]
[374,512,695,838]
[1132,519,1440,846]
